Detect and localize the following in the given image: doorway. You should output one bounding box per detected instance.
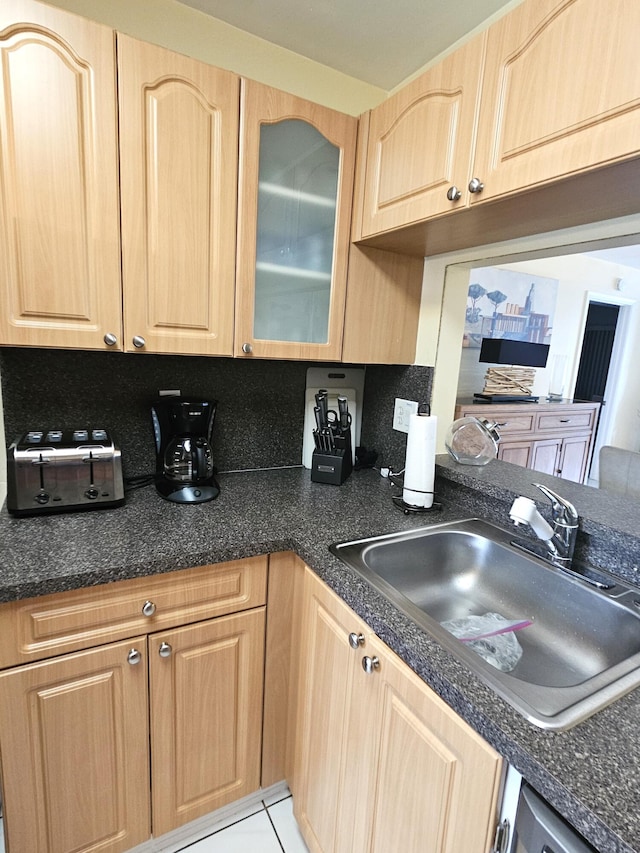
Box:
[574,302,619,403]
[575,296,635,484]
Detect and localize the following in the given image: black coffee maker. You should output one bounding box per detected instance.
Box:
[151,397,220,503]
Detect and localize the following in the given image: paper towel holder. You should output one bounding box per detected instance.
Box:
[392,491,442,514]
[391,402,443,514]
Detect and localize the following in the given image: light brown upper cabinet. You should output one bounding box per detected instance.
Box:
[470,0,640,205]
[235,79,357,361]
[355,0,640,253]
[118,35,239,356]
[357,33,486,238]
[0,0,122,350]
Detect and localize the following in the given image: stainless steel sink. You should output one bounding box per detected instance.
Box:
[330,518,640,729]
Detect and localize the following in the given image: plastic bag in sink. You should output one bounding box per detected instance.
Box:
[440,612,532,673]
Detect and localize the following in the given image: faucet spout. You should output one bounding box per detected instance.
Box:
[509,483,579,569]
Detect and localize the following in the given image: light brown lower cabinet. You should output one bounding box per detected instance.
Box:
[0,553,505,853]
[293,566,503,853]
[0,637,151,853]
[149,609,265,836]
[0,557,267,853]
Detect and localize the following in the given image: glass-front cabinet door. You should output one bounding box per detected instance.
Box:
[236,79,357,360]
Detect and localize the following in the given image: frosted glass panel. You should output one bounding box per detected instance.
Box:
[253,120,339,343]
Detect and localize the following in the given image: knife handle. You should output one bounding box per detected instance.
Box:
[318,395,328,427]
[314,406,323,432]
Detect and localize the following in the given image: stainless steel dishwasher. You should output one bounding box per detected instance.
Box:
[512,784,597,853]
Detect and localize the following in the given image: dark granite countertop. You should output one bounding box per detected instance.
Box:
[0,461,639,853]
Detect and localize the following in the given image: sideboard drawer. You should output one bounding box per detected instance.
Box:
[536,409,596,432]
[456,407,536,434]
[490,412,536,434]
[0,555,268,669]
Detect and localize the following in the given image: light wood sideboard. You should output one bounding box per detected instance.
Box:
[454,400,601,484]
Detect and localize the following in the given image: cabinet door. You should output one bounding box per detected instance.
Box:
[358,634,502,853]
[236,79,357,360]
[498,439,533,468]
[293,568,372,853]
[472,0,640,204]
[149,607,265,836]
[0,0,122,350]
[530,437,562,476]
[557,434,591,483]
[0,637,150,853]
[118,35,239,355]
[295,569,503,853]
[359,33,485,236]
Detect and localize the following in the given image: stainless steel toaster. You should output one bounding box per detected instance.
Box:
[7,429,125,516]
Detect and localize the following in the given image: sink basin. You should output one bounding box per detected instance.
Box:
[330,518,640,729]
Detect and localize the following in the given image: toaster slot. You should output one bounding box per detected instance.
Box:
[79,446,114,500]
[16,448,57,507]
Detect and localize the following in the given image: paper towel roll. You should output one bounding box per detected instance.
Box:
[403,413,437,508]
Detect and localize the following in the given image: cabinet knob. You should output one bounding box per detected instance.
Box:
[348,632,365,649]
[132,335,146,348]
[362,655,380,674]
[127,648,142,666]
[446,185,462,202]
[103,332,118,346]
[241,342,253,354]
[158,642,172,658]
[468,177,485,194]
[142,600,156,617]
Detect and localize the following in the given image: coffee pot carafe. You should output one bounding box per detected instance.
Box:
[151,397,219,503]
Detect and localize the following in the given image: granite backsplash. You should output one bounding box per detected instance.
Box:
[0,348,432,478]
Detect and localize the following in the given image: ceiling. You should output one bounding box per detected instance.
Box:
[584,245,640,271]
[176,0,517,90]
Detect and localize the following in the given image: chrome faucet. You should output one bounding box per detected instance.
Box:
[508,483,579,569]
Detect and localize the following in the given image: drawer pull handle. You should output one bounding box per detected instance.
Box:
[349,632,365,649]
[496,422,508,427]
[127,648,142,666]
[362,655,380,674]
[559,418,570,423]
[142,600,156,617]
[158,642,172,658]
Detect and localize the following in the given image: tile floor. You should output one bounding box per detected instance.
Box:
[0,793,308,853]
[175,793,309,853]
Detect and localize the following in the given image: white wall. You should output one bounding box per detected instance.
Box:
[490,256,640,449]
[416,213,640,452]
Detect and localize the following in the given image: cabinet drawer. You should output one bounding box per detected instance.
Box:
[535,410,596,432]
[458,409,535,434]
[0,556,268,669]
[490,413,536,434]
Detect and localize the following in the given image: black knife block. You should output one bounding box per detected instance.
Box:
[311,432,353,485]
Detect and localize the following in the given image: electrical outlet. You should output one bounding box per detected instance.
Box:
[393,398,418,432]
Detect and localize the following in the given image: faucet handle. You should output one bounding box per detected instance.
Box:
[532,483,578,524]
